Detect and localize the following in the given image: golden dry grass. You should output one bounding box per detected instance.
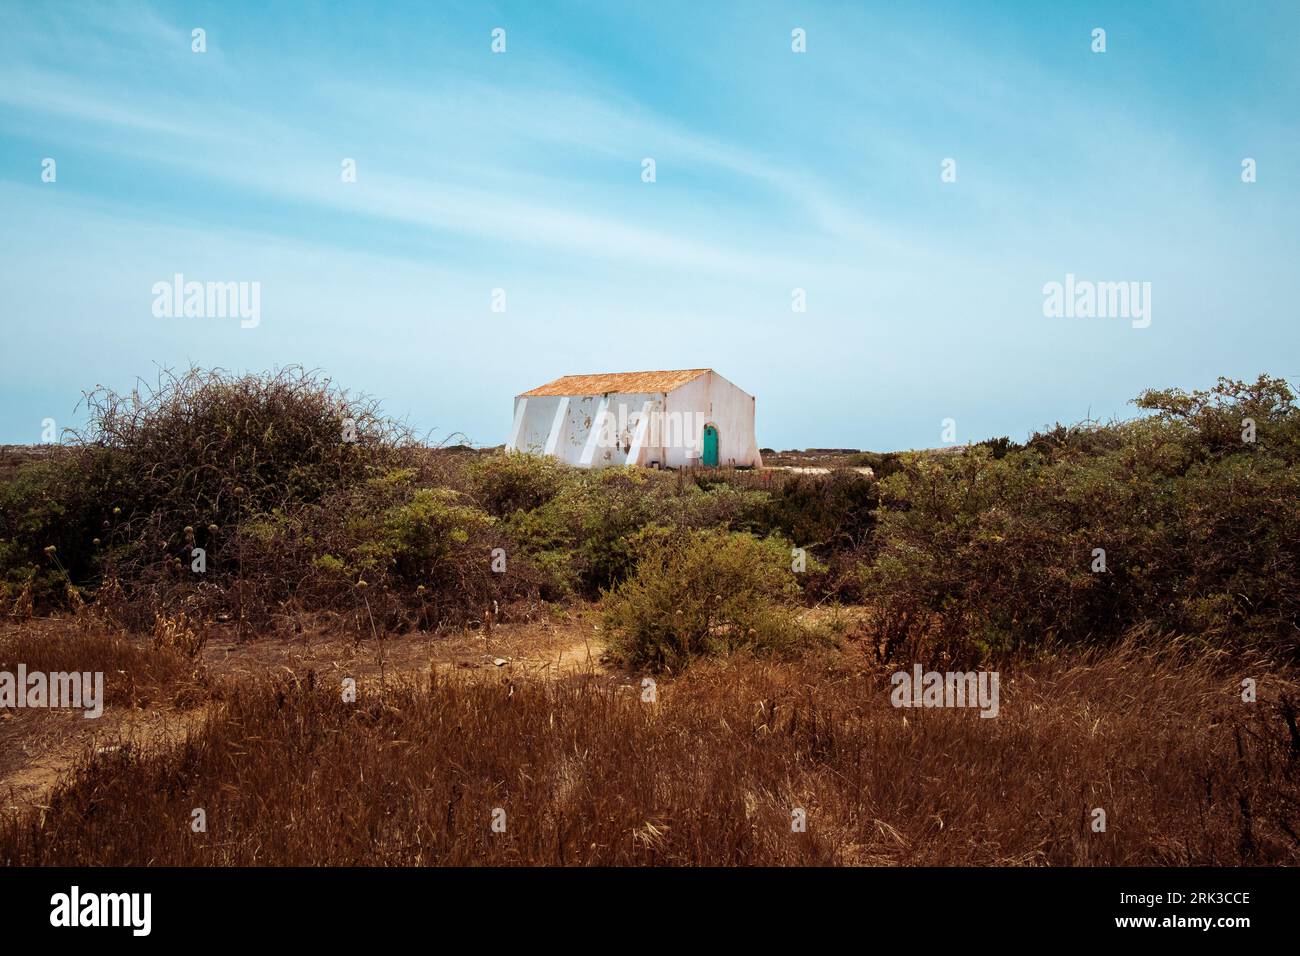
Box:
[3,637,1295,866]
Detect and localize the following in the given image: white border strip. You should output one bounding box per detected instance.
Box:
[544,397,570,457]
[625,400,653,466]
[507,397,528,452]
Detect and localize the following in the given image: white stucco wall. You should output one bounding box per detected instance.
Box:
[508,391,662,467]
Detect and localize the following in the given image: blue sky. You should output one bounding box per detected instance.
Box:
[1,0,1297,450]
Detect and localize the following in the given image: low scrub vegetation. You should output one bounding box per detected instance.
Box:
[2,370,1296,665]
[502,465,770,598]
[226,468,531,631]
[1,367,413,616]
[863,375,1299,663]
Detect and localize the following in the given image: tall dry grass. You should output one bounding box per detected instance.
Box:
[0,620,206,710]
[4,639,1295,866]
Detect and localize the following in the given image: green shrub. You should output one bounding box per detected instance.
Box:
[1133,374,1299,459]
[847,450,904,479]
[973,436,1020,459]
[504,467,771,597]
[758,468,877,551]
[354,487,494,583]
[861,375,1300,662]
[602,529,819,672]
[0,456,104,610]
[227,469,528,630]
[467,452,568,517]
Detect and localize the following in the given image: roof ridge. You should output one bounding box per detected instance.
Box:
[519,368,713,398]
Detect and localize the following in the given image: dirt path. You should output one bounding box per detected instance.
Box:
[1,705,208,813]
[195,602,610,683]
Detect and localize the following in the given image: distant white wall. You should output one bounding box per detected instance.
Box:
[508,392,660,467]
[507,372,761,469]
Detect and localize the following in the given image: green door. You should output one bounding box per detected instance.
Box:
[702,424,719,467]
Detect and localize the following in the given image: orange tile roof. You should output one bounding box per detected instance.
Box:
[519,369,711,397]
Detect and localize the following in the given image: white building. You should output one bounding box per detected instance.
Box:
[507,369,763,469]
